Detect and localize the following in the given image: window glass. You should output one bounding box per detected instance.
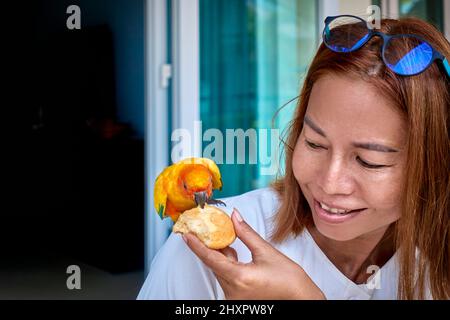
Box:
[399,0,443,31]
[200,0,317,197]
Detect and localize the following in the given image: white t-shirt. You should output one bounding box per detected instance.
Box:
[137,187,400,300]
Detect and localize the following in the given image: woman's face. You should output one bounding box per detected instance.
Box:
[293,74,408,241]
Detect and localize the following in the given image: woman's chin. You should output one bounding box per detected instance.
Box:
[312,219,361,242]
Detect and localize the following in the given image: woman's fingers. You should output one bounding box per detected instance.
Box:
[183,233,240,280]
[220,246,238,262]
[231,208,273,259]
[182,207,274,283]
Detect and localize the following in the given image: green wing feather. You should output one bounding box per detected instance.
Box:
[154,170,168,219]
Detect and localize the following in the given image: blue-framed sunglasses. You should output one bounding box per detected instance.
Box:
[323,15,450,78]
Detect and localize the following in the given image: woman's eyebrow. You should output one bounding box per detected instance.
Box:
[303,115,400,153]
[352,142,399,153]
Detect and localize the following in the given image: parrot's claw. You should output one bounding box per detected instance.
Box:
[194,192,226,209]
[206,198,226,207]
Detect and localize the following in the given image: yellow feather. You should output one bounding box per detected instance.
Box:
[153,157,223,220]
[177,157,223,190]
[153,167,170,219]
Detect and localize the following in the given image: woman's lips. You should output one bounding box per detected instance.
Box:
[313,199,367,224]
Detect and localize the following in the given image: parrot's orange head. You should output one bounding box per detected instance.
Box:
[179,164,213,206]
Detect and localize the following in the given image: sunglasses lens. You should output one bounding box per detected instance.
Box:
[384,36,433,75]
[324,16,369,52]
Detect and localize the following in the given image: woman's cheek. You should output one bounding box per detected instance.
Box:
[293,143,318,183]
[370,178,403,212]
[356,171,403,223]
[366,166,406,206]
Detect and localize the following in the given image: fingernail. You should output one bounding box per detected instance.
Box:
[233,208,243,222]
[182,234,188,244]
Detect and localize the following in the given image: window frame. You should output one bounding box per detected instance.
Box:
[144,0,172,275]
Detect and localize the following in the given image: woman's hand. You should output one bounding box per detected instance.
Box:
[182,208,326,300]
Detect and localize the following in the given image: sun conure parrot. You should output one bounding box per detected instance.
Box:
[154,157,225,222]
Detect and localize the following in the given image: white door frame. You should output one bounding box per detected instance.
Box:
[317,0,339,43]
[171,0,201,159]
[381,0,399,19]
[144,0,201,275]
[144,0,172,275]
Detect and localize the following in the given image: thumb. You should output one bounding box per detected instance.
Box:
[219,246,238,262]
[231,208,272,259]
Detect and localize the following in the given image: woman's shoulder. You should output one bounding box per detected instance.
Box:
[216,187,281,235]
[218,187,281,214]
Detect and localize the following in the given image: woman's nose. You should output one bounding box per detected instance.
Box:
[319,157,354,196]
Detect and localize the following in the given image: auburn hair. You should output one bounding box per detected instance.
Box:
[270,17,450,299]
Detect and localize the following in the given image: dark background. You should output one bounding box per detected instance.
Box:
[4,0,146,299]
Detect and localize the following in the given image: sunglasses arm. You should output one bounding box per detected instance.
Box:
[443,58,450,79]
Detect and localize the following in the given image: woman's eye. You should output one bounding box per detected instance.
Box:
[305,139,387,170]
[357,157,386,169]
[305,140,323,150]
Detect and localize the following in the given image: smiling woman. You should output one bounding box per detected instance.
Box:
[138,15,449,300]
[271,17,450,299]
[290,74,407,285]
[293,74,407,240]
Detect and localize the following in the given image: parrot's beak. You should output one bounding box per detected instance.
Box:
[194,191,226,209]
[194,191,208,209]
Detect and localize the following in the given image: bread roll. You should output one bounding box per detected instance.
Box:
[173,205,236,249]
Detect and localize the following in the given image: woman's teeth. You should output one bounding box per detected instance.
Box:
[319,202,351,215]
